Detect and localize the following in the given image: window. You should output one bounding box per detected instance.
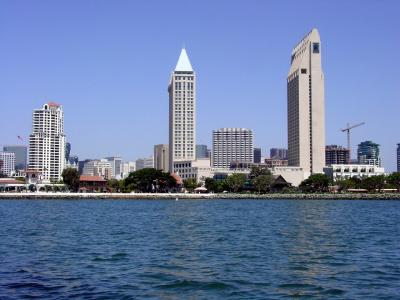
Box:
[313,42,320,53]
[301,68,307,74]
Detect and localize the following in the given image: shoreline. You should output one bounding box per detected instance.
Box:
[0,192,400,200]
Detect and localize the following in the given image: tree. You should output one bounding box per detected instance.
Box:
[387,172,400,192]
[123,168,177,193]
[252,174,274,194]
[205,177,216,192]
[226,173,247,193]
[107,178,120,192]
[299,174,330,193]
[249,166,271,180]
[183,178,197,192]
[361,175,386,192]
[62,168,80,192]
[335,179,356,192]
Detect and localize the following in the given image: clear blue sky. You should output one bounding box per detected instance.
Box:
[1,0,399,170]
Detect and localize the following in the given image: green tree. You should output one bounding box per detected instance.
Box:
[62,168,80,192]
[226,173,247,193]
[387,172,400,191]
[183,178,197,192]
[334,178,356,192]
[107,178,120,192]
[123,168,177,193]
[205,177,216,192]
[360,175,386,192]
[299,174,330,193]
[252,174,274,194]
[249,166,271,180]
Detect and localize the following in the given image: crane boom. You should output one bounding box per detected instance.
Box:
[340,122,365,162]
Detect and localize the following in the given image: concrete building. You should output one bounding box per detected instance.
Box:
[0,152,16,176]
[270,148,288,160]
[357,141,381,167]
[105,156,122,179]
[82,159,113,180]
[154,144,169,172]
[264,158,289,169]
[212,128,254,168]
[173,158,211,182]
[196,144,209,159]
[325,145,350,165]
[28,102,66,182]
[287,29,325,174]
[253,148,261,163]
[3,145,27,170]
[168,48,196,172]
[324,164,385,181]
[397,143,400,172]
[136,157,154,171]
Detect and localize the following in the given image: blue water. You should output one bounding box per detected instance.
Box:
[0,199,399,299]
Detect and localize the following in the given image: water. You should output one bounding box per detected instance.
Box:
[0,199,399,299]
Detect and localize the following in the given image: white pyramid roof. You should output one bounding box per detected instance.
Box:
[175,48,193,71]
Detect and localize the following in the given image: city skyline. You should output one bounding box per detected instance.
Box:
[1,1,399,171]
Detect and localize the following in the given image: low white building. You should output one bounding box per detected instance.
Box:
[324,164,385,181]
[0,152,16,177]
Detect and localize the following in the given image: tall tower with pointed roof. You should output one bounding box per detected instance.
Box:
[168,48,196,172]
[287,29,325,174]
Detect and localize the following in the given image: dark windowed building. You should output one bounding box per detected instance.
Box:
[325,145,350,166]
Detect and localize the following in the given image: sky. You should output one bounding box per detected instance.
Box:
[1,0,399,171]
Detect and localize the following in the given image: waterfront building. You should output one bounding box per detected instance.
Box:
[0,152,16,176]
[105,156,122,179]
[253,148,261,163]
[168,48,196,172]
[28,102,66,182]
[270,148,288,160]
[196,145,209,159]
[264,158,289,169]
[173,158,211,182]
[136,156,154,171]
[357,141,381,167]
[323,164,385,181]
[3,145,27,170]
[287,29,325,174]
[325,145,350,165]
[154,144,169,172]
[397,143,400,172]
[212,128,254,168]
[82,159,113,180]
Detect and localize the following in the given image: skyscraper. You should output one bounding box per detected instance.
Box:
[0,152,15,176]
[3,145,27,170]
[212,128,254,168]
[287,29,325,174]
[325,145,350,165]
[154,144,169,172]
[168,48,196,172]
[397,144,400,172]
[28,102,66,182]
[357,141,381,167]
[196,144,209,159]
[253,148,261,163]
[270,148,288,160]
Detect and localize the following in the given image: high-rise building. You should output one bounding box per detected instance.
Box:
[212,128,254,168]
[136,157,154,171]
[325,145,350,165]
[357,141,381,167]
[28,102,66,182]
[82,159,113,180]
[65,142,71,162]
[196,144,209,159]
[105,156,122,179]
[168,48,196,172]
[3,145,27,170]
[397,144,400,172]
[253,148,261,163]
[287,29,325,174]
[270,148,288,160]
[0,152,15,176]
[154,144,169,172]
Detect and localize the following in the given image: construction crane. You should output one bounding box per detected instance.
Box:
[341,122,365,160]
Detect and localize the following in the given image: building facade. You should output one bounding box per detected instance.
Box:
[82,159,113,180]
[264,158,289,169]
[357,141,381,167]
[253,148,261,163]
[270,148,288,160]
[0,152,16,176]
[287,29,325,174]
[154,144,169,172]
[212,128,254,168]
[136,157,154,171]
[3,145,27,170]
[324,164,385,181]
[196,144,209,159]
[325,145,350,165]
[168,48,196,172]
[28,102,66,182]
[105,156,122,179]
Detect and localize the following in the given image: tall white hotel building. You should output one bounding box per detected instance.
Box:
[168,48,196,172]
[287,29,325,174]
[28,102,66,182]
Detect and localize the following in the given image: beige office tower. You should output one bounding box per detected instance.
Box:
[168,48,196,172]
[287,29,325,174]
[154,144,169,172]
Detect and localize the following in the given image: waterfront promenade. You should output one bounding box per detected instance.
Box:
[1,192,399,200]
